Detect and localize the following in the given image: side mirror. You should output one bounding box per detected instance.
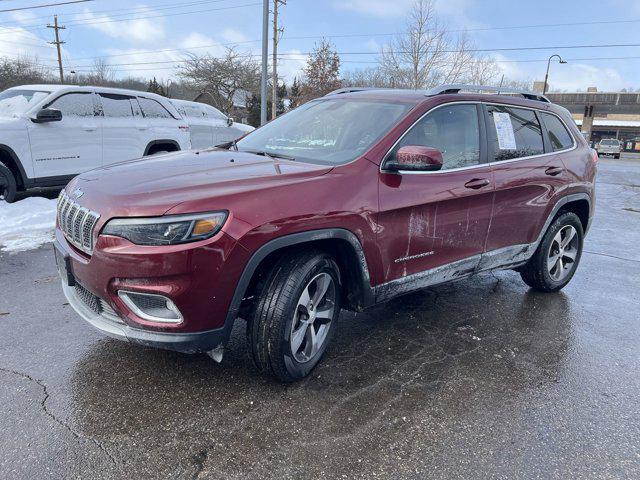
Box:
[226,117,234,127]
[385,145,443,172]
[32,108,62,123]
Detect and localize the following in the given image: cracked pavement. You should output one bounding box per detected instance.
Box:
[1,158,639,479]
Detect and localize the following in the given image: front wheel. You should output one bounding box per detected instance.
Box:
[520,211,584,292]
[0,161,17,203]
[247,250,341,382]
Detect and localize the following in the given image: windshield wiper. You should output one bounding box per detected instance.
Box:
[214,139,238,151]
[246,150,296,161]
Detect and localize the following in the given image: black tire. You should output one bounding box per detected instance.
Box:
[614,154,620,159]
[520,211,584,292]
[0,161,17,203]
[247,249,341,382]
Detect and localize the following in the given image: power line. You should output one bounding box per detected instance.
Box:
[0,0,93,13]
[0,1,261,34]
[0,0,234,25]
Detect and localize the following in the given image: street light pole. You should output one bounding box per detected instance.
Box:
[543,54,567,94]
[260,0,269,126]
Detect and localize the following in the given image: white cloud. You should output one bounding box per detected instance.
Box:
[495,54,631,92]
[9,11,39,25]
[278,49,306,83]
[74,7,165,44]
[0,26,60,73]
[220,28,249,44]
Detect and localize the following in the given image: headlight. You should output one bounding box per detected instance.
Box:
[102,212,227,246]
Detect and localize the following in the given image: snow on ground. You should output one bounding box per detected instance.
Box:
[0,197,57,253]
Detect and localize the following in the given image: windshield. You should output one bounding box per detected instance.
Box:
[0,89,50,117]
[600,139,619,145]
[236,98,413,165]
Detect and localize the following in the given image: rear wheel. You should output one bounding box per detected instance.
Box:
[0,161,17,203]
[247,250,341,382]
[520,212,584,292]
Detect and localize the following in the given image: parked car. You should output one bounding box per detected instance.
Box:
[54,85,596,382]
[170,99,253,149]
[595,138,622,158]
[0,85,191,202]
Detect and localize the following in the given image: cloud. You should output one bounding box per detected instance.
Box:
[278,49,306,83]
[220,28,249,44]
[74,6,165,44]
[494,53,631,92]
[0,26,60,73]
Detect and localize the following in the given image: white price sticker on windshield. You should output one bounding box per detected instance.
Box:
[493,112,516,150]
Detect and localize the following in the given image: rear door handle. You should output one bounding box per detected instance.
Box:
[545,166,563,176]
[464,178,490,189]
[82,126,97,132]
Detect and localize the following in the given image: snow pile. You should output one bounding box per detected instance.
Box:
[0,197,57,253]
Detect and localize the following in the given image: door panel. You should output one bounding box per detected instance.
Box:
[29,92,101,178]
[376,103,494,286]
[484,104,565,251]
[98,93,148,165]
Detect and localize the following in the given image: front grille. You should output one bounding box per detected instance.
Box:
[75,282,100,314]
[57,190,100,255]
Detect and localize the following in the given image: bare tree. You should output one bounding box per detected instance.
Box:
[0,56,51,91]
[84,58,115,86]
[179,47,260,113]
[300,39,341,102]
[342,67,395,88]
[379,0,500,89]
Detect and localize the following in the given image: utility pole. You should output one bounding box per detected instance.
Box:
[47,15,65,83]
[271,0,285,120]
[260,0,269,126]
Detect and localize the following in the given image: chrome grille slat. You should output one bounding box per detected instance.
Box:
[56,190,100,255]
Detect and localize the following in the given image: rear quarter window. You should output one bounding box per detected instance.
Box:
[541,112,574,151]
[138,97,174,119]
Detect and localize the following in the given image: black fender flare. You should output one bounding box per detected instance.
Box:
[535,192,592,245]
[0,144,28,188]
[143,139,181,156]
[220,228,374,344]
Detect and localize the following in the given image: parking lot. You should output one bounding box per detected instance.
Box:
[0,157,639,479]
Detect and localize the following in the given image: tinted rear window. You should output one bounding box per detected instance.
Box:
[600,139,619,146]
[541,113,574,151]
[487,105,544,161]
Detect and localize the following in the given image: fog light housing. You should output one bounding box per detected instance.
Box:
[117,290,183,323]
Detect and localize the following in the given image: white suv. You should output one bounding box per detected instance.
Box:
[0,84,191,202]
[170,99,253,150]
[595,138,622,159]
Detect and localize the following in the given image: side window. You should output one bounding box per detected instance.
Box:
[138,97,172,119]
[541,112,574,151]
[99,94,134,117]
[391,103,481,170]
[205,105,227,121]
[487,105,544,161]
[48,92,95,117]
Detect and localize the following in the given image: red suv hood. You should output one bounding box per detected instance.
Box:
[70,150,333,218]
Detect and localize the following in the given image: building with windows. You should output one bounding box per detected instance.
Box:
[545,90,640,150]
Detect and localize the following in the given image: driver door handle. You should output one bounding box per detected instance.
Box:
[545,166,563,176]
[464,178,490,189]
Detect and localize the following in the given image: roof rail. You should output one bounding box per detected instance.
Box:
[325,87,374,96]
[427,84,550,103]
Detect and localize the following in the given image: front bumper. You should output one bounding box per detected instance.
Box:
[61,278,227,353]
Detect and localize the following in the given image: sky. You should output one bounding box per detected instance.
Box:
[1,0,640,92]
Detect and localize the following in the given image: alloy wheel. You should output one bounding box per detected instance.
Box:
[289,272,336,363]
[547,225,579,282]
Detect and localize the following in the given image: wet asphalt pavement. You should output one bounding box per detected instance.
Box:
[1,158,639,479]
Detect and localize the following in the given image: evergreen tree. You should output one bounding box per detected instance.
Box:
[147,77,167,96]
[289,77,301,109]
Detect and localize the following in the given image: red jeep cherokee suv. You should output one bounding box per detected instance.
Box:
[54,85,596,382]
